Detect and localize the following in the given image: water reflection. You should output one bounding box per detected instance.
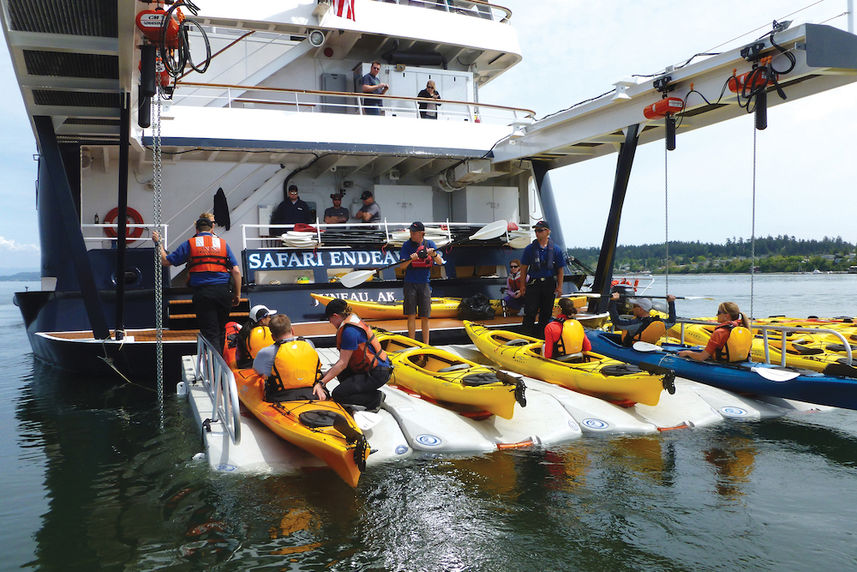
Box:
[703,434,756,500]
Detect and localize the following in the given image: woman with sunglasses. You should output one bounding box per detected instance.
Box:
[678,301,751,362]
[502,259,524,315]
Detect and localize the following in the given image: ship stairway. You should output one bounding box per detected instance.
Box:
[167,297,250,330]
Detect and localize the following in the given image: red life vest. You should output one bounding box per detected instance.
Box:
[409,242,433,269]
[336,314,388,372]
[187,234,231,273]
[223,321,241,369]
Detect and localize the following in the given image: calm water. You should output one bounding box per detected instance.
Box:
[3,275,857,570]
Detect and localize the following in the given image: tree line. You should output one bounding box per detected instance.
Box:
[568,235,857,273]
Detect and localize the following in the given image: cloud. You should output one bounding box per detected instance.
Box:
[0,236,39,253]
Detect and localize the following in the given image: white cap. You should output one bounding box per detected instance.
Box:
[249,304,277,322]
[631,298,652,312]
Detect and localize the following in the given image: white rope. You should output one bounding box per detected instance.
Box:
[153,87,165,429]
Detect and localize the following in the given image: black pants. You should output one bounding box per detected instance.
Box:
[192,283,233,355]
[332,366,391,408]
[523,277,556,338]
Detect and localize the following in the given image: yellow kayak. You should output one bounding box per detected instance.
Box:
[233,369,369,487]
[676,323,857,378]
[464,321,667,406]
[377,333,525,419]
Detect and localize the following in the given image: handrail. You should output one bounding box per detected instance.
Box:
[195,334,242,444]
[673,319,852,367]
[372,0,512,22]
[80,223,167,249]
[176,81,537,119]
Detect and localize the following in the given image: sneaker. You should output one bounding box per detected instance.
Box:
[368,391,386,413]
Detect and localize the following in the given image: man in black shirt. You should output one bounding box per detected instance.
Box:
[323,193,350,224]
[270,183,311,227]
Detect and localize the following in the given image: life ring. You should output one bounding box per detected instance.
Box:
[103,207,144,243]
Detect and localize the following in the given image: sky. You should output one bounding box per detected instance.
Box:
[1,0,856,270]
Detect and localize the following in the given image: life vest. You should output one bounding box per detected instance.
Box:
[527,238,556,274]
[621,316,666,346]
[247,325,273,359]
[187,233,231,273]
[409,241,433,269]
[714,323,752,362]
[552,316,585,356]
[223,321,241,369]
[266,337,321,398]
[336,314,388,372]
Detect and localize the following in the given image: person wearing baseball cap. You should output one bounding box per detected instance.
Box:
[314,298,392,411]
[400,221,444,344]
[323,192,349,224]
[608,291,677,347]
[233,304,278,367]
[354,190,381,223]
[270,182,311,228]
[519,220,567,337]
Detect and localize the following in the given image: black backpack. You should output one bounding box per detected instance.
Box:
[457,293,496,320]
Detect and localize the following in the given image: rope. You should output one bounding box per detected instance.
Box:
[153,86,165,429]
[750,123,757,324]
[664,144,670,293]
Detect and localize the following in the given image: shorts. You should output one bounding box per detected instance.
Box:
[403,282,431,317]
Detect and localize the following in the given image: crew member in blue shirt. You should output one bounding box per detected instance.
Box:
[152,216,241,354]
[359,61,389,115]
[399,221,444,344]
[519,220,566,337]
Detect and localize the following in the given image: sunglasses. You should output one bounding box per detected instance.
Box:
[510,265,519,268]
[535,228,548,233]
[289,190,299,194]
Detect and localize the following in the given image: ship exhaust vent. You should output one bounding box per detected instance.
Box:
[7,0,118,37]
[24,50,118,79]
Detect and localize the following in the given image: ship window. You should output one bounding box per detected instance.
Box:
[255,269,315,285]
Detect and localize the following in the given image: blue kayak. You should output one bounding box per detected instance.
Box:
[587,330,857,411]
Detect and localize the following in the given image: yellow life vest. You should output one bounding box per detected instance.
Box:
[556,319,585,355]
[716,325,752,362]
[621,316,666,346]
[248,325,273,358]
[268,338,321,394]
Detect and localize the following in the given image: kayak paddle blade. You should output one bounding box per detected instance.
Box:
[751,366,801,382]
[353,410,383,431]
[339,269,377,288]
[632,341,662,352]
[468,219,508,241]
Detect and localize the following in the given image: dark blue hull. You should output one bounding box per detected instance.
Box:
[588,330,857,411]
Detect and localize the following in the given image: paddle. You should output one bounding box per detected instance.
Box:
[338,219,509,288]
[572,293,714,300]
[632,342,802,381]
[352,410,384,430]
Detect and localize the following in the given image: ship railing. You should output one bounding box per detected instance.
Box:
[673,319,852,367]
[367,0,512,23]
[174,81,536,125]
[80,223,167,250]
[195,334,242,445]
[242,220,531,250]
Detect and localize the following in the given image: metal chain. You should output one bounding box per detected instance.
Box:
[153,86,165,429]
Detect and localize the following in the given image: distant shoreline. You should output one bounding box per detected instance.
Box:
[0,272,39,282]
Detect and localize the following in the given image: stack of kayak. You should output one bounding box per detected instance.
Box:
[670,322,857,378]
[464,321,670,406]
[378,333,526,419]
[587,329,857,411]
[233,368,369,487]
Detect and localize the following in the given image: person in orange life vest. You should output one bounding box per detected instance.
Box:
[152,217,241,354]
[543,298,592,359]
[253,314,320,402]
[399,221,444,344]
[678,301,751,361]
[608,292,677,347]
[235,304,276,368]
[313,298,392,411]
[519,220,566,337]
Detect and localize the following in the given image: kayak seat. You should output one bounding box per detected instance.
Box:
[788,345,823,356]
[505,339,531,347]
[600,363,644,377]
[438,363,471,373]
[461,372,500,386]
[555,352,584,363]
[299,410,348,428]
[826,343,857,353]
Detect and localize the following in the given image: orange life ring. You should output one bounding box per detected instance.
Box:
[103,207,144,243]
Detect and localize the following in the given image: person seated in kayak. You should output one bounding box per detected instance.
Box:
[678,302,752,362]
[543,297,591,359]
[314,299,392,411]
[609,293,677,346]
[253,314,321,401]
[235,304,276,368]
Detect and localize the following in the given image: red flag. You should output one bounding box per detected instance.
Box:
[334,0,355,20]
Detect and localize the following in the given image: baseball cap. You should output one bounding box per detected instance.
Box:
[330,193,343,200]
[249,304,277,322]
[195,217,213,230]
[631,298,653,312]
[360,190,373,200]
[325,298,348,318]
[408,221,425,232]
[288,184,298,192]
[533,220,550,230]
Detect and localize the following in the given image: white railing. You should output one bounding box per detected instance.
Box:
[241,220,530,250]
[80,223,167,250]
[673,319,853,367]
[370,0,512,22]
[196,334,242,444]
[174,81,536,126]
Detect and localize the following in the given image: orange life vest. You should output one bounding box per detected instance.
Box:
[621,316,666,346]
[336,314,388,372]
[223,321,241,369]
[552,316,585,356]
[268,338,321,393]
[247,325,273,359]
[714,322,752,362]
[187,234,231,273]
